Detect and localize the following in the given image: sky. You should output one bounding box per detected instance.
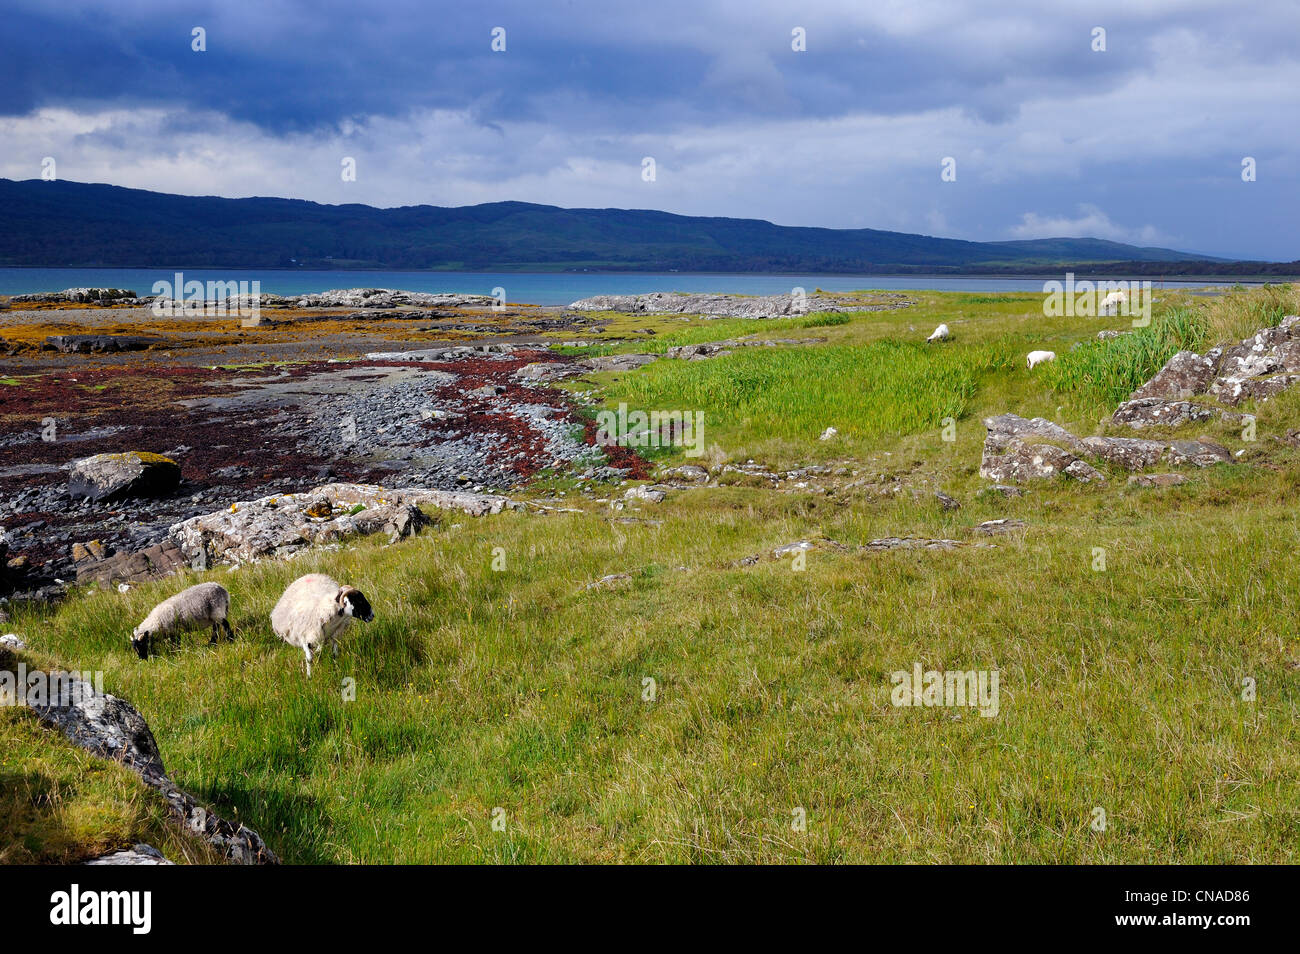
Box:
[1,0,1296,261]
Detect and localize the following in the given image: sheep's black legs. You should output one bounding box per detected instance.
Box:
[221,618,235,641]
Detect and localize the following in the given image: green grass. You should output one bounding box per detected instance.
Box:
[1041,307,1208,415]
[604,339,1018,453]
[6,286,1299,864]
[1,649,223,864]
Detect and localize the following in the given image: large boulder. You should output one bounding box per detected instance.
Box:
[1129,351,1218,401]
[68,452,181,502]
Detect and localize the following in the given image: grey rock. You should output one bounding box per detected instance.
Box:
[1063,459,1106,482]
[1080,436,1167,470]
[513,361,583,383]
[980,438,1095,483]
[1129,350,1218,401]
[85,843,173,866]
[569,292,864,319]
[11,287,137,304]
[982,413,1087,455]
[171,483,507,568]
[935,491,961,511]
[297,288,497,309]
[1111,398,1217,430]
[864,537,963,551]
[1165,439,1232,467]
[1208,373,1300,407]
[68,452,181,503]
[43,335,162,354]
[974,518,1026,534]
[663,464,709,483]
[25,668,277,864]
[624,485,667,504]
[583,353,658,373]
[1127,473,1189,488]
[28,678,167,778]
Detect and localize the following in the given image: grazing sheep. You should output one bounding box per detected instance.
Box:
[1099,290,1126,317]
[1026,350,1056,370]
[132,582,233,659]
[926,323,951,342]
[270,573,374,677]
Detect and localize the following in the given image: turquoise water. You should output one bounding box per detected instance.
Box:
[0,267,1240,306]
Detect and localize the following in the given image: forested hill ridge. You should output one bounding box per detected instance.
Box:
[1,178,1288,275]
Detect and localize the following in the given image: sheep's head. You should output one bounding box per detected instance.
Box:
[130,625,150,659]
[337,587,374,623]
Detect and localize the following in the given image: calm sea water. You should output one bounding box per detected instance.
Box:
[0,267,1239,307]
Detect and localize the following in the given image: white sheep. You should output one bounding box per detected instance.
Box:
[926,323,951,342]
[270,573,374,677]
[1099,290,1126,317]
[132,582,233,658]
[1026,350,1056,370]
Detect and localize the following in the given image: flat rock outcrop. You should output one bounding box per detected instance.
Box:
[11,287,137,305]
[979,413,1230,484]
[569,292,870,319]
[296,288,497,309]
[513,353,658,383]
[170,482,509,568]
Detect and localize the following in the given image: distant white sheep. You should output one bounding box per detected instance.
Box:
[1026,350,1056,370]
[132,582,233,658]
[270,573,374,677]
[1099,290,1126,317]
[926,323,951,342]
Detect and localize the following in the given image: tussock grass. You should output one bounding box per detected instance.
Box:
[1041,307,1207,414]
[1043,285,1300,415]
[605,339,1019,450]
[1207,283,1300,345]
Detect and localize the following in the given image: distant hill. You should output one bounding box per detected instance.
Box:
[0,178,1283,275]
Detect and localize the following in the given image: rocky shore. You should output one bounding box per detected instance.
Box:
[0,338,641,602]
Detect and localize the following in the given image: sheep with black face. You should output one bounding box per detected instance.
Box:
[270,573,374,677]
[132,582,234,659]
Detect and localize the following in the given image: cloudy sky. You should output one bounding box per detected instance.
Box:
[2,0,1296,260]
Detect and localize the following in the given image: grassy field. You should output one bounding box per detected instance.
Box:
[4,286,1299,863]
